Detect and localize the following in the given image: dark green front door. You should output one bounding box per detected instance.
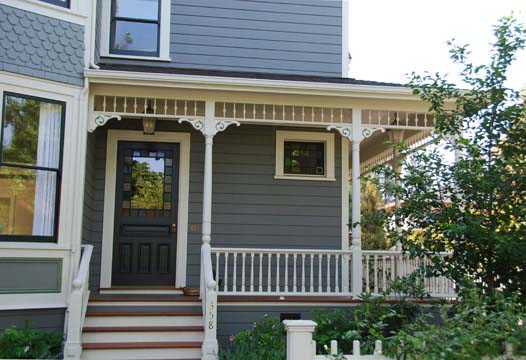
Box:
[112,141,179,286]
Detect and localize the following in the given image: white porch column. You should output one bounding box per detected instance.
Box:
[350,111,363,295]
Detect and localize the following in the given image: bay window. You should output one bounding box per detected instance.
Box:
[0,93,64,242]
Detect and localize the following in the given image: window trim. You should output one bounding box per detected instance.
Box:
[2,0,87,25]
[275,131,335,181]
[39,0,69,8]
[101,0,172,61]
[0,92,66,243]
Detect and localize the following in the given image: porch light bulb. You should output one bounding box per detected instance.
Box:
[142,117,156,134]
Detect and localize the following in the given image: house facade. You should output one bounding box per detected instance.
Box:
[0,1,452,359]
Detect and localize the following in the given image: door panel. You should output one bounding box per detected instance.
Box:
[112,141,179,285]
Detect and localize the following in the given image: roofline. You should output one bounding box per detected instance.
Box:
[84,69,423,101]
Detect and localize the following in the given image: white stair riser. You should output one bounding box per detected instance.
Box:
[84,316,202,327]
[82,331,204,343]
[81,347,201,360]
[88,301,199,307]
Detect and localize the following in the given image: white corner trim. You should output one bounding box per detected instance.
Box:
[341,138,349,251]
[2,0,87,25]
[100,130,191,289]
[100,0,171,60]
[341,0,349,77]
[275,130,335,181]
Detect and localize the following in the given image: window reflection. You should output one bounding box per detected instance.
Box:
[130,156,165,210]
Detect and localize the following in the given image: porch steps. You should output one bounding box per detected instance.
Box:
[81,295,203,360]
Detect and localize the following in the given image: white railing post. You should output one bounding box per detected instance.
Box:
[283,320,317,360]
[64,245,93,360]
[351,109,363,295]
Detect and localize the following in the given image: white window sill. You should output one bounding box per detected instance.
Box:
[2,0,87,25]
[0,242,71,251]
[274,175,336,182]
[102,54,172,62]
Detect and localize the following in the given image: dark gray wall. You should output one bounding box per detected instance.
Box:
[0,5,85,86]
[99,0,343,77]
[0,308,65,333]
[83,121,342,290]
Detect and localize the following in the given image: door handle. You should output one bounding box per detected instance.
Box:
[171,223,177,233]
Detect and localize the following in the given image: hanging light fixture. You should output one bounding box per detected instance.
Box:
[142,99,156,134]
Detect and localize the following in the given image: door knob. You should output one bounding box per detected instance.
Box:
[171,223,177,232]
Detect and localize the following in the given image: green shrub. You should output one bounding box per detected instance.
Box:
[221,316,285,360]
[0,325,63,359]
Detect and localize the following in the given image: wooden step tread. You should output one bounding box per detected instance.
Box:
[86,311,202,317]
[90,295,199,303]
[82,341,202,350]
[83,326,204,333]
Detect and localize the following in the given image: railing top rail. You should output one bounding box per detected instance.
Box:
[362,250,452,256]
[73,245,93,290]
[211,247,352,255]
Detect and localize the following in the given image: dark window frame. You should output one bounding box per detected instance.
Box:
[109,0,162,57]
[39,0,70,8]
[283,140,327,176]
[0,92,66,243]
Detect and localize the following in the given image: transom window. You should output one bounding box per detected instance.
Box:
[275,131,335,181]
[110,0,161,57]
[0,93,65,242]
[39,0,69,8]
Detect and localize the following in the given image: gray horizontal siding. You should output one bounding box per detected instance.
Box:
[83,122,342,290]
[100,0,343,77]
[0,308,65,333]
[0,4,84,86]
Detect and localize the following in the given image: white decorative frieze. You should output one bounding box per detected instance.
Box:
[179,118,240,137]
[362,127,386,138]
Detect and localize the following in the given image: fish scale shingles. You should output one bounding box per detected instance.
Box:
[0,4,84,86]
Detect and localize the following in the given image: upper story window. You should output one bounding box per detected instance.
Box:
[39,0,69,8]
[275,131,335,181]
[102,0,171,60]
[110,0,160,57]
[0,93,65,242]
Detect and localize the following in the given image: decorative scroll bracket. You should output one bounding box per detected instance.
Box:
[179,118,240,138]
[88,114,122,132]
[362,127,386,139]
[327,125,353,142]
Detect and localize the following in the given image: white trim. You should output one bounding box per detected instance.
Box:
[2,0,87,25]
[98,289,184,295]
[100,0,171,61]
[275,131,335,181]
[100,130,191,289]
[341,0,349,77]
[341,138,349,250]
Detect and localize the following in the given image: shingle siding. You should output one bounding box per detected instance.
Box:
[0,4,85,86]
[99,0,343,77]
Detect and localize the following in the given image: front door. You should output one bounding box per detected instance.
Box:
[112,141,179,285]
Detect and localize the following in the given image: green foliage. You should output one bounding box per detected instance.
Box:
[0,325,63,359]
[373,16,526,298]
[386,287,526,359]
[221,317,286,360]
[131,160,164,209]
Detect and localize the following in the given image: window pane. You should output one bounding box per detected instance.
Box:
[2,95,62,169]
[112,21,159,54]
[39,0,68,8]
[0,166,57,236]
[284,141,325,175]
[114,0,159,21]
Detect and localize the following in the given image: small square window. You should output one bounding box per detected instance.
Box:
[275,131,335,181]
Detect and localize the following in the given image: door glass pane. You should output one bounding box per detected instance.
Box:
[284,141,325,175]
[122,148,173,216]
[112,21,159,53]
[114,0,159,21]
[0,166,57,236]
[2,95,62,169]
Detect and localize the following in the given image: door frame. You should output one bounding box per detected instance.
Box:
[100,130,191,288]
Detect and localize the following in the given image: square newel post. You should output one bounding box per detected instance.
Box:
[283,320,317,360]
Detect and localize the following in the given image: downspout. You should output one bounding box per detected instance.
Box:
[89,0,99,69]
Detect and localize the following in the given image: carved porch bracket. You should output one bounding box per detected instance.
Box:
[326,125,353,142]
[88,114,122,132]
[361,127,386,139]
[178,118,240,138]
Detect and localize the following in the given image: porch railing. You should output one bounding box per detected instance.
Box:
[362,250,455,298]
[212,247,352,296]
[64,244,93,359]
[201,244,219,359]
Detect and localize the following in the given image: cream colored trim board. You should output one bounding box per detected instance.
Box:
[341,138,350,251]
[100,130,191,288]
[2,0,87,25]
[275,131,335,181]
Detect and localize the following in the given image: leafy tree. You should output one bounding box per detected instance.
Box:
[374,16,526,298]
[357,179,389,250]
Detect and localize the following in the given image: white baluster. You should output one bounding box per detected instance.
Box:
[123,97,127,113]
[103,96,107,112]
[310,254,314,292]
[250,253,254,293]
[293,254,297,292]
[241,253,246,293]
[233,252,237,293]
[366,254,370,292]
[374,255,378,294]
[134,97,137,113]
[326,254,331,292]
[276,253,280,293]
[267,253,272,293]
[285,254,289,293]
[153,99,157,114]
[318,254,322,292]
[382,256,387,291]
[215,252,220,291]
[184,100,188,116]
[164,99,168,115]
[174,99,177,115]
[335,254,339,293]
[259,253,263,293]
[193,100,197,116]
[224,252,229,293]
[301,254,306,293]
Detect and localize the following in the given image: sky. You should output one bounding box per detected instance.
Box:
[348,0,526,90]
